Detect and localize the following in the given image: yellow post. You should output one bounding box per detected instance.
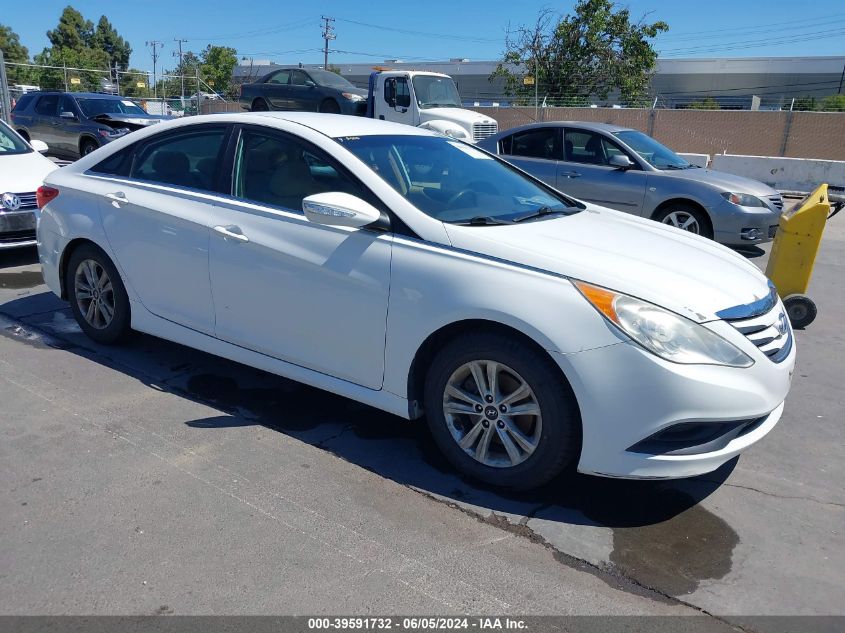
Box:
[765,184,830,328]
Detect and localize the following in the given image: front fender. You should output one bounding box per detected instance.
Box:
[417,119,472,142]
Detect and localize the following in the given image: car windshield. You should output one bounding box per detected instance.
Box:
[0,120,30,155]
[310,69,356,90]
[614,130,692,170]
[76,97,148,118]
[337,134,580,224]
[412,76,462,109]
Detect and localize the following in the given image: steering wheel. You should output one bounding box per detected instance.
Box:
[445,180,499,209]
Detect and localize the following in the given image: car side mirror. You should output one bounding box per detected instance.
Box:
[30,139,49,153]
[609,154,634,170]
[304,80,316,88]
[302,192,381,228]
[60,111,77,120]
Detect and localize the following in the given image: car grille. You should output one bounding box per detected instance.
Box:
[767,194,783,211]
[726,303,792,363]
[472,122,498,142]
[0,229,36,244]
[0,192,38,211]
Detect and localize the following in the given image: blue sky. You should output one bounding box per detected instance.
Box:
[3,0,844,72]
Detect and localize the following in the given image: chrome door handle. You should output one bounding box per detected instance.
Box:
[105,192,128,203]
[560,171,581,178]
[213,225,249,243]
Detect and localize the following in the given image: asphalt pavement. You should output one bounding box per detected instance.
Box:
[0,205,842,622]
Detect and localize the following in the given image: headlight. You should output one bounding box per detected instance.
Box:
[97,127,128,137]
[721,192,765,207]
[573,281,754,367]
[342,92,365,102]
[444,128,468,139]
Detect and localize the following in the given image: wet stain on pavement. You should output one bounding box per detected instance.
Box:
[0,270,44,289]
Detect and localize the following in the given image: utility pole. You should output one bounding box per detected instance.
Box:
[173,38,188,98]
[839,62,844,94]
[114,61,120,95]
[321,16,336,69]
[146,40,164,99]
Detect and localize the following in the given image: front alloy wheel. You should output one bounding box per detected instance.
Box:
[661,210,701,233]
[443,360,542,468]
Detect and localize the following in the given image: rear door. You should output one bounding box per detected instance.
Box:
[262,69,291,109]
[497,127,562,187]
[558,128,648,214]
[31,95,60,153]
[94,124,229,334]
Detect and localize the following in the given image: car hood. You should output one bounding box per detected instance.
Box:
[443,205,771,323]
[0,151,58,193]
[658,167,780,197]
[419,107,493,126]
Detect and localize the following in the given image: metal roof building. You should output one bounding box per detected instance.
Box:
[233,56,845,109]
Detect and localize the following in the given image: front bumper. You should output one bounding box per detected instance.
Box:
[712,199,782,246]
[556,332,795,479]
[0,209,37,249]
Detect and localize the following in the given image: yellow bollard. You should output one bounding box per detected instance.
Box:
[765,184,831,328]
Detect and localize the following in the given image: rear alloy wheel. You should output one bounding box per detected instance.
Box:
[655,203,713,239]
[66,244,131,344]
[424,332,580,490]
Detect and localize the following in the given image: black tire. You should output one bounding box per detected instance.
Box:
[17,129,30,142]
[784,294,817,329]
[80,138,98,156]
[251,98,269,112]
[319,99,341,114]
[65,243,131,344]
[654,203,713,240]
[423,331,581,490]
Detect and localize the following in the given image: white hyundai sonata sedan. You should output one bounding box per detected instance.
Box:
[36,113,794,489]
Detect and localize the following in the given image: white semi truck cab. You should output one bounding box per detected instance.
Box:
[365,71,497,143]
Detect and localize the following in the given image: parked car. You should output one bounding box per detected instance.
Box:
[478,122,784,246]
[0,120,57,249]
[11,91,170,159]
[36,113,794,489]
[239,68,367,115]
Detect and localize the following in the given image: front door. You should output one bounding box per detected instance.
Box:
[558,128,648,214]
[380,76,414,126]
[208,126,392,389]
[96,124,228,334]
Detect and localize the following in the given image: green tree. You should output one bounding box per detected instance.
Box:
[91,16,131,73]
[688,96,720,110]
[792,95,818,111]
[200,45,238,97]
[492,1,668,106]
[0,23,34,85]
[819,94,845,112]
[46,6,94,51]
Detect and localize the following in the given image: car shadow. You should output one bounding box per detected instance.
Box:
[2,291,741,596]
[0,246,39,270]
[731,245,766,259]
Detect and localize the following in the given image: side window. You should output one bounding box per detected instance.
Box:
[395,78,410,108]
[384,78,395,105]
[58,96,76,117]
[266,70,290,85]
[90,145,134,176]
[13,94,35,111]
[510,128,561,160]
[233,129,366,213]
[290,70,311,86]
[565,129,630,166]
[130,128,227,190]
[35,95,59,116]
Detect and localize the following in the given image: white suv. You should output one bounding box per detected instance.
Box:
[35,113,795,489]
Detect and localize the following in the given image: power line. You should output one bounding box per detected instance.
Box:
[145,40,165,99]
[188,17,319,42]
[335,17,501,45]
[173,38,188,98]
[321,16,336,69]
[660,27,845,56]
[656,12,845,39]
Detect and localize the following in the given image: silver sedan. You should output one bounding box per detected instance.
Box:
[477,121,783,246]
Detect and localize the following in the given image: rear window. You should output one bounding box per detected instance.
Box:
[13,94,35,112]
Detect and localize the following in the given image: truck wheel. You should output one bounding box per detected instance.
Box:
[251,98,269,112]
[784,294,817,329]
[319,99,341,114]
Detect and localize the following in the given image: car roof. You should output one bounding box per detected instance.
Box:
[502,121,635,135]
[217,111,438,138]
[23,91,128,99]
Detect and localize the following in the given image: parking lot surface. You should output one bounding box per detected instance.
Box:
[0,203,843,620]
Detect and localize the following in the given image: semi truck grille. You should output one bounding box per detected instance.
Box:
[727,303,792,363]
[472,122,498,142]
